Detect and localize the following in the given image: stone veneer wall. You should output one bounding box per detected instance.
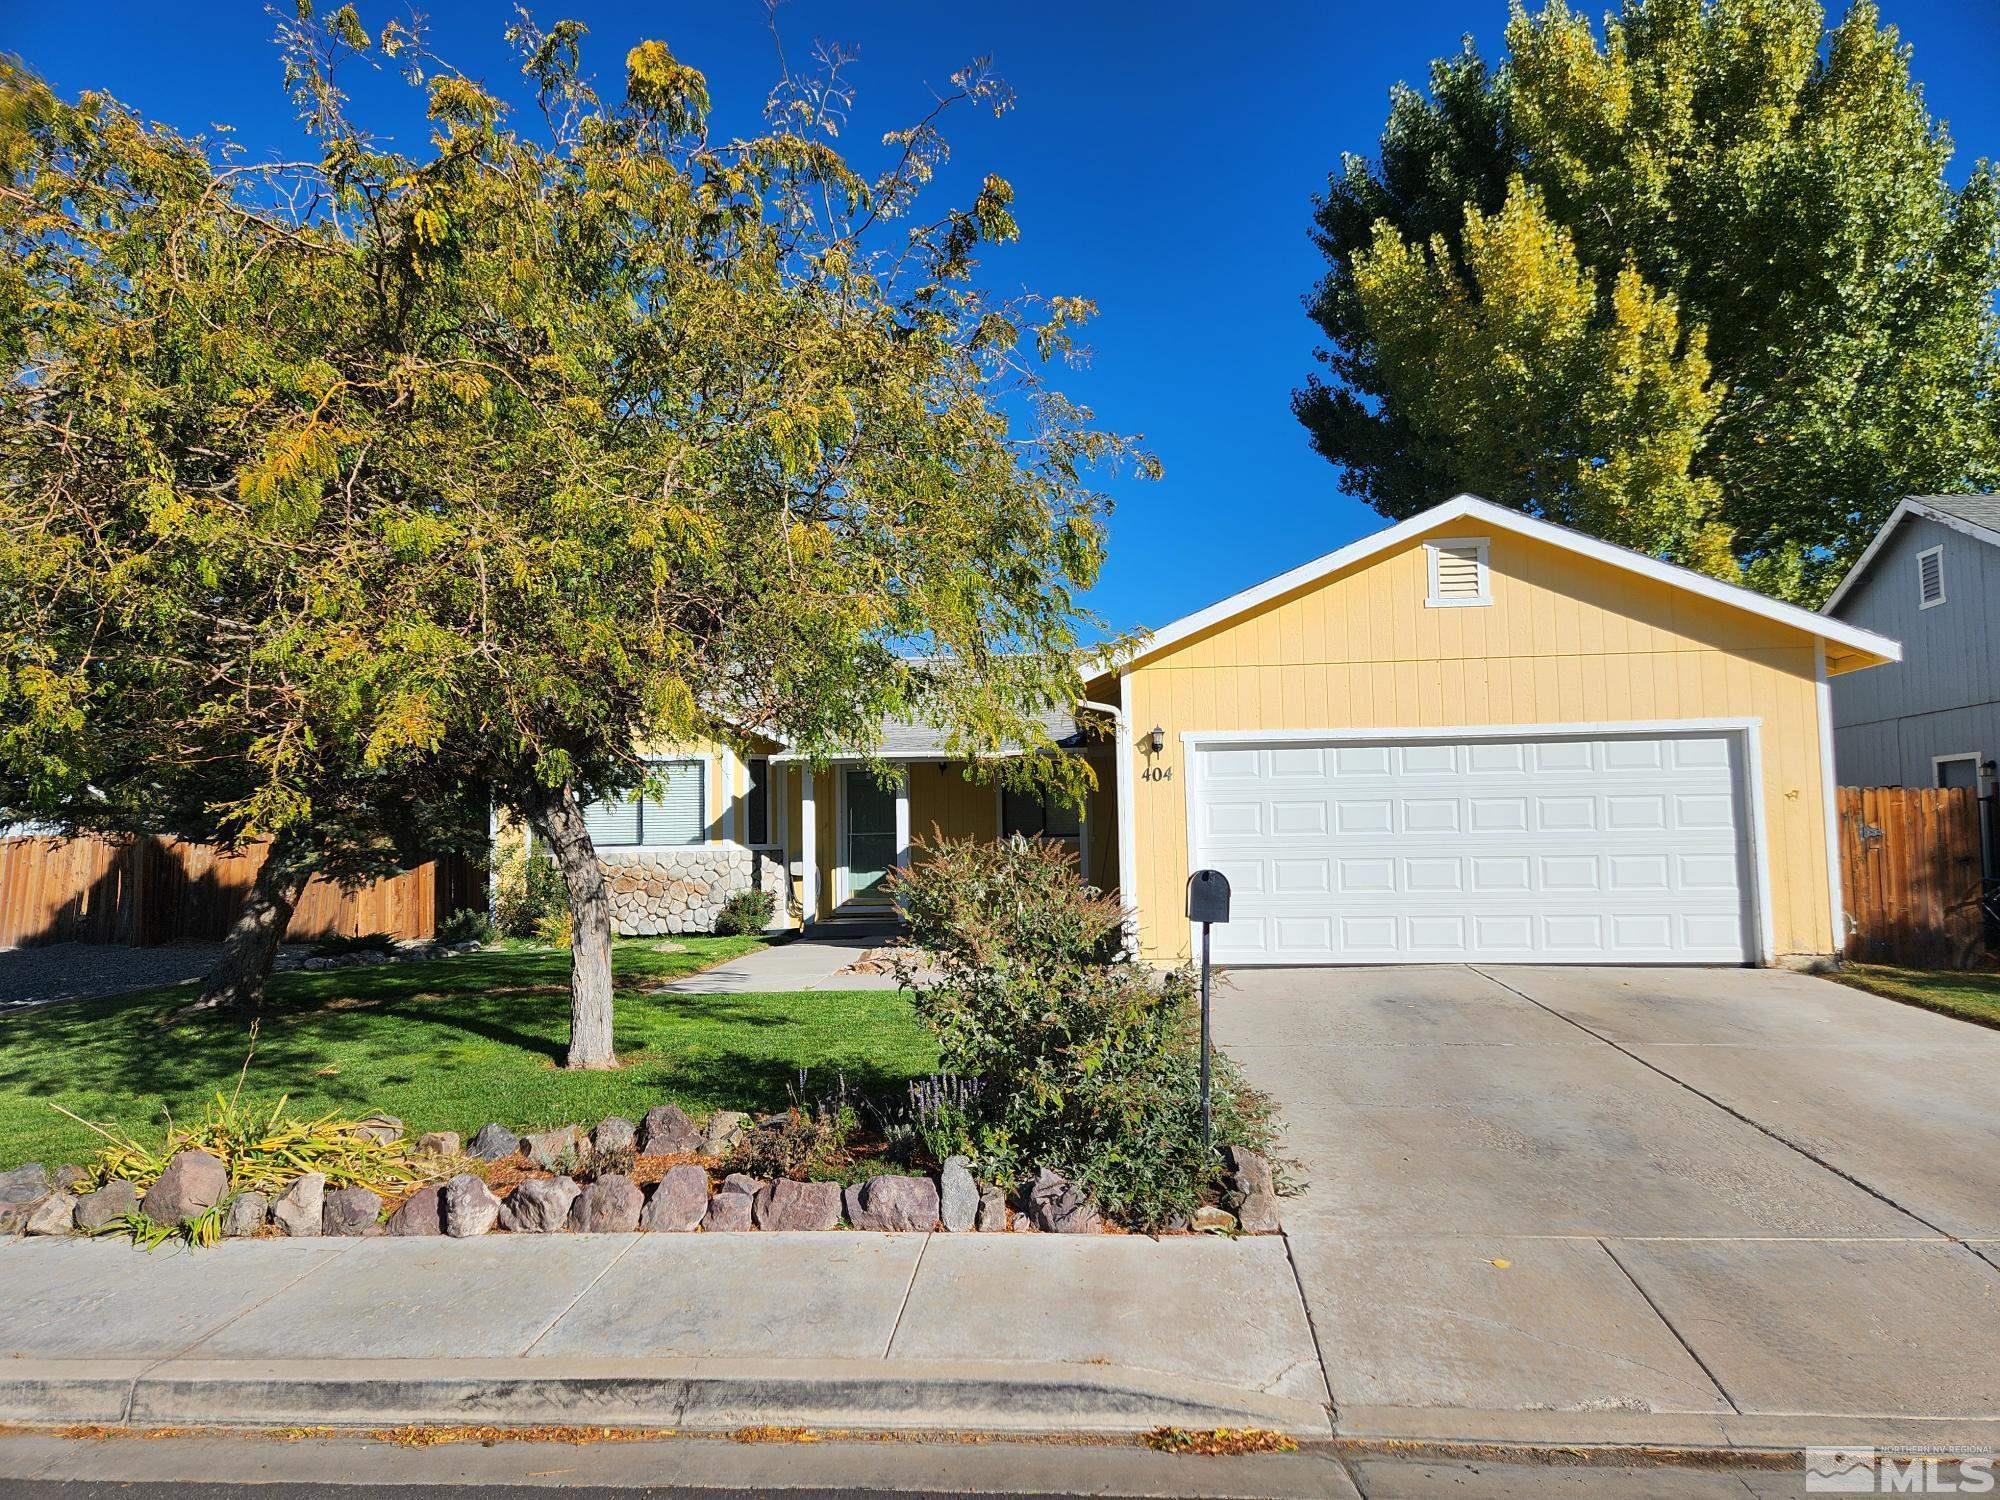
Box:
[601,846,792,936]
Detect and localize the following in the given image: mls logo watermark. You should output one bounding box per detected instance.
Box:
[1807,1448,1996,1493]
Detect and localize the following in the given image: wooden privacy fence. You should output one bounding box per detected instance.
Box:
[1838,786,1988,969]
[0,834,482,949]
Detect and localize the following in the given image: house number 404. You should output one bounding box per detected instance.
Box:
[1141,765,1174,782]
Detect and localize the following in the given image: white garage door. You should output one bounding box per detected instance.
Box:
[1190,731,1754,965]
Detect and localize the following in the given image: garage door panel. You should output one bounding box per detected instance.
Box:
[1191,732,1752,966]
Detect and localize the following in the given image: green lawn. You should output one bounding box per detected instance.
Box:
[0,938,939,1169]
[1836,964,2000,1031]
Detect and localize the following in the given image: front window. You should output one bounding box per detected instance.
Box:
[581,759,706,847]
[1000,785,1081,841]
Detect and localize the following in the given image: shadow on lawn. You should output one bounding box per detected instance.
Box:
[0,941,933,1133]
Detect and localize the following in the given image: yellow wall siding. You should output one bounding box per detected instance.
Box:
[1120,524,1835,964]
[909,764,1000,849]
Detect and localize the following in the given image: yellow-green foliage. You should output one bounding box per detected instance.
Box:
[75,1090,428,1198]
[1301,0,2000,603]
[1350,180,1731,574]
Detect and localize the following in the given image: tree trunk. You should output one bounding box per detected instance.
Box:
[524,782,618,1070]
[185,832,317,1015]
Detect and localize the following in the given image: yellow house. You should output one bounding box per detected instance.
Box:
[559,494,1898,967]
[1085,493,1898,968]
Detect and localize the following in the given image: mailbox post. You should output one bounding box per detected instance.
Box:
[1186,869,1231,1156]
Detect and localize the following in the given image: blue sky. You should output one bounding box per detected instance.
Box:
[7,1,1997,639]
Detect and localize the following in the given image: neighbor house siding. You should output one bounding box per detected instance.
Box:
[1827,514,2000,787]
[1118,522,1837,964]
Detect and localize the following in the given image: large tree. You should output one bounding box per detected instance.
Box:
[1297,0,2000,600]
[0,8,1149,1066]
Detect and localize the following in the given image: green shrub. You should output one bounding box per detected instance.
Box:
[892,835,1277,1228]
[729,1101,861,1182]
[495,844,567,939]
[436,906,496,945]
[715,886,775,936]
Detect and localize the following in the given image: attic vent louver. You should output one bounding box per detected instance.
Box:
[1918,545,1945,609]
[1425,538,1491,607]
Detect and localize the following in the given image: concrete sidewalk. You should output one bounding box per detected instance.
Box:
[0,1232,1330,1436]
[656,933,908,993]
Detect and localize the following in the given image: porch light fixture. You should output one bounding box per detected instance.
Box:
[1144,725,1166,755]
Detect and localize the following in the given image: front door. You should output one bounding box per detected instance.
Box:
[843,769,899,904]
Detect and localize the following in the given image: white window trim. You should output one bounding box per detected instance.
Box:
[1424,536,1492,608]
[1917,544,1946,609]
[1933,752,1982,789]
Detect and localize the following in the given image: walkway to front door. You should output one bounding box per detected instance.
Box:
[655,930,910,994]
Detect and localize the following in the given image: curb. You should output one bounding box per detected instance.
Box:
[0,1356,1334,1439]
[1332,1404,2000,1456]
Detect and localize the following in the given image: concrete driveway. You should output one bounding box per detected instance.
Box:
[1217,964,2000,1443]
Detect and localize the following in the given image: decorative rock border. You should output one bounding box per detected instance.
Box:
[1,1106,1281,1242]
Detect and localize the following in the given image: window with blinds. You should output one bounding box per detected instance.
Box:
[1917,545,1946,609]
[581,760,706,847]
[1425,538,1491,607]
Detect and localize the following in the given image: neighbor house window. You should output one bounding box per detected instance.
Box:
[1918,544,1946,609]
[581,759,705,847]
[1001,786,1081,841]
[746,757,770,846]
[1425,537,1491,607]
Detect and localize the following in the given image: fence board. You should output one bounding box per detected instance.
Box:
[1839,786,1986,969]
[0,834,480,949]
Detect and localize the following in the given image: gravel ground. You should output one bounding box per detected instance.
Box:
[0,942,220,1015]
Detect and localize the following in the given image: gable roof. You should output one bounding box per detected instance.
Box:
[1822,495,2000,614]
[1097,493,1900,676]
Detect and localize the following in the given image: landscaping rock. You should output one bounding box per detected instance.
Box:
[1192,1205,1238,1233]
[718,1172,765,1199]
[593,1116,638,1158]
[754,1178,842,1232]
[223,1192,269,1238]
[938,1157,978,1232]
[1235,1191,1281,1234]
[323,1186,383,1236]
[0,1163,51,1233]
[0,1163,50,1206]
[385,1185,445,1236]
[25,1194,76,1236]
[271,1173,326,1237]
[570,1174,643,1233]
[501,1176,581,1233]
[844,1174,939,1232]
[416,1132,461,1158]
[443,1173,502,1237]
[468,1123,520,1161]
[698,1111,748,1160]
[1222,1145,1274,1203]
[141,1150,229,1226]
[640,1164,709,1232]
[700,1191,754,1232]
[523,1124,591,1173]
[637,1104,702,1156]
[51,1165,89,1193]
[1026,1168,1101,1235]
[73,1180,139,1233]
[975,1182,1007,1233]
[355,1114,403,1144]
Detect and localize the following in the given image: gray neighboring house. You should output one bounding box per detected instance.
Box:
[1822,494,2000,790]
